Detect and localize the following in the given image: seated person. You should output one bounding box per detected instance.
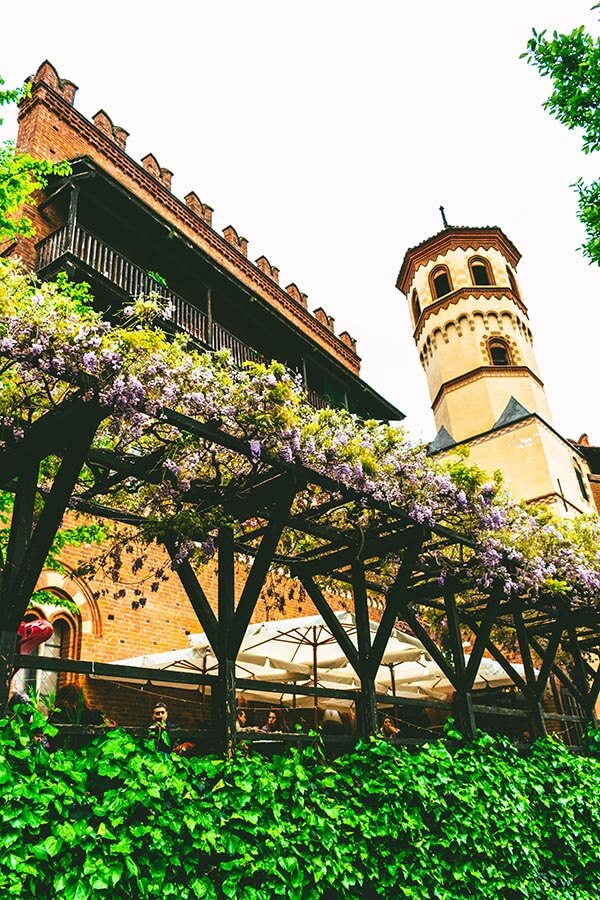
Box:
[236,709,260,734]
[262,708,287,733]
[379,714,400,739]
[148,701,171,753]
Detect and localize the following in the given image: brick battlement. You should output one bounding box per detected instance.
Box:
[18,61,361,374]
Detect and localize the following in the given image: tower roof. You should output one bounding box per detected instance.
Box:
[493,396,532,429]
[396,225,521,295]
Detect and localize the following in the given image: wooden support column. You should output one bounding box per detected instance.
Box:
[229,482,296,656]
[444,587,476,741]
[533,611,568,702]
[0,464,39,608]
[214,527,237,755]
[0,631,18,713]
[566,622,598,729]
[1,406,102,632]
[352,562,377,737]
[368,532,424,677]
[164,539,218,652]
[513,604,546,738]
[528,633,585,709]
[295,572,359,670]
[66,183,80,252]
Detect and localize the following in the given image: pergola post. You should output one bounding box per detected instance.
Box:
[0,631,18,712]
[352,562,377,737]
[215,527,237,755]
[444,588,476,741]
[512,603,546,738]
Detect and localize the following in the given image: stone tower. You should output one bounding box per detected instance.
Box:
[396,225,596,517]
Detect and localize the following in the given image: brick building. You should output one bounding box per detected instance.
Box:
[7,60,402,726]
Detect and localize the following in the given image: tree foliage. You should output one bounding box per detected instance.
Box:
[0,78,70,242]
[523,22,600,264]
[1,712,600,898]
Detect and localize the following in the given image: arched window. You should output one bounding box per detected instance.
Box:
[411,289,421,323]
[12,613,76,700]
[488,338,511,366]
[469,257,494,286]
[508,268,520,299]
[430,265,453,299]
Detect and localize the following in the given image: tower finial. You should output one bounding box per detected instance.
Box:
[439,205,448,228]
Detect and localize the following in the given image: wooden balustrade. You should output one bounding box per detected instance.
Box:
[36,224,328,408]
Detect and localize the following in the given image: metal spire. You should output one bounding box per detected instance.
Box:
[439,205,448,228]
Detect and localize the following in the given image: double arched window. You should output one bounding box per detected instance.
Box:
[430,265,453,299]
[488,338,512,366]
[469,257,494,286]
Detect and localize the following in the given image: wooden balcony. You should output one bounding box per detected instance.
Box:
[36,224,262,369]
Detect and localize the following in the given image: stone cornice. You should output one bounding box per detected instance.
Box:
[431,365,544,412]
[413,287,529,343]
[396,226,522,295]
[19,81,361,374]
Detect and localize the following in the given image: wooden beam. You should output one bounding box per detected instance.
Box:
[215,527,236,754]
[352,562,377,735]
[463,588,502,691]
[296,572,360,671]
[229,482,296,655]
[444,587,476,739]
[512,603,546,737]
[0,463,38,603]
[368,535,424,677]
[0,396,92,488]
[293,526,422,578]
[396,603,457,686]
[532,610,568,702]
[527,633,585,708]
[463,621,529,694]
[2,405,103,630]
[164,539,218,652]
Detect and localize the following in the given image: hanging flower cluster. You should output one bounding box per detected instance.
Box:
[1,258,599,606]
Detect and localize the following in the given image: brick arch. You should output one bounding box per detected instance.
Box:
[35,570,102,639]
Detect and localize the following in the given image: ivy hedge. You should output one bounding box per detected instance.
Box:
[1,711,600,899]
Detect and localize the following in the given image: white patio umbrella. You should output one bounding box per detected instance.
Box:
[94,611,430,718]
[401,656,531,697]
[90,644,303,717]
[235,610,424,671]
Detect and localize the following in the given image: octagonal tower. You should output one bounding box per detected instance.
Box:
[397,226,551,442]
[397,225,596,516]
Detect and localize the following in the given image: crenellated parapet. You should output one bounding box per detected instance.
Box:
[18,60,360,372]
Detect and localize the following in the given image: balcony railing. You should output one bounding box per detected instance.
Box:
[36,224,262,369]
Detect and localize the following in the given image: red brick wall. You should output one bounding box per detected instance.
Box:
[16,77,360,374]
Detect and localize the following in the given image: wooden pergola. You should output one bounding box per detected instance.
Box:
[1,388,599,752]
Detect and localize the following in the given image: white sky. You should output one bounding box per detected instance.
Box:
[2,1,599,443]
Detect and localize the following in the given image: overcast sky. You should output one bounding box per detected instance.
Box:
[2,1,599,443]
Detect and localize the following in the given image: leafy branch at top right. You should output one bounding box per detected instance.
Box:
[523,20,600,265]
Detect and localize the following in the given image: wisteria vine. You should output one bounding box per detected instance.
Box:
[1,258,599,607]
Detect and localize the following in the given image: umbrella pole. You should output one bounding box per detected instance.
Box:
[389,664,396,697]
